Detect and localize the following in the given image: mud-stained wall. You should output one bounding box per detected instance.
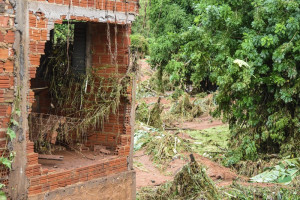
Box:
[28,170,136,200]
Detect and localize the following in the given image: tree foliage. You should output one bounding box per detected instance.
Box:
[211,0,300,163]
[133,0,300,163]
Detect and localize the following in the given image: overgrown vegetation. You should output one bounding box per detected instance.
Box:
[0,92,20,198]
[134,0,300,165]
[133,0,300,199]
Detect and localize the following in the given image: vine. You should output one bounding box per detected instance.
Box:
[0,90,20,197]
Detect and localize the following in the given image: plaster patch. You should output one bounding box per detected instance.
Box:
[28,2,136,24]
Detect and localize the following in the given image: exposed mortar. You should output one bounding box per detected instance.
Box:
[28,1,136,23]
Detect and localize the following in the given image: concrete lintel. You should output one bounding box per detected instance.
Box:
[28,1,136,24]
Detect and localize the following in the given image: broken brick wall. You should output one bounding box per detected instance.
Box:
[28,170,136,200]
[30,0,139,13]
[86,23,132,155]
[0,0,138,199]
[0,0,15,187]
[24,0,137,198]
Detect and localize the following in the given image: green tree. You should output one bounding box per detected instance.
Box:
[213,0,300,164]
[147,0,198,92]
[143,0,300,163]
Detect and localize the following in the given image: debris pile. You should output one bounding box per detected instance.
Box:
[138,158,220,200]
[134,123,190,166]
[136,98,163,129]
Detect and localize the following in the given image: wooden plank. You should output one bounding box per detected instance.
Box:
[38,154,64,161]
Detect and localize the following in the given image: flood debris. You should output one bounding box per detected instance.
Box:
[170,93,200,118]
[136,98,164,129]
[137,156,220,200]
[134,124,191,166]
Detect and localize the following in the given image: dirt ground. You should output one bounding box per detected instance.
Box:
[133,122,279,191]
[134,59,237,189]
[134,120,239,189]
[38,150,117,172]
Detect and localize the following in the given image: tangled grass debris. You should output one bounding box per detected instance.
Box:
[136,99,164,129]
[187,126,230,157]
[221,182,299,200]
[134,123,191,167]
[137,159,220,200]
[232,158,281,177]
[168,93,203,121]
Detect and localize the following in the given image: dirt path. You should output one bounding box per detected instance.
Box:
[134,150,174,188]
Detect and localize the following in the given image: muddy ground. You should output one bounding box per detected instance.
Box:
[134,116,238,189]
[133,60,285,195]
[134,60,237,190]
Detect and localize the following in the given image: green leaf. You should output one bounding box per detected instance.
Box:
[277,175,292,184]
[0,191,7,200]
[6,128,16,140]
[0,157,11,169]
[10,119,19,126]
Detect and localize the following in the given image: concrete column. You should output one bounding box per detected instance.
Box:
[8,0,29,199]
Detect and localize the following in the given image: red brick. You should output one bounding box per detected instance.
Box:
[0,16,9,27]
[4,30,14,43]
[0,48,8,59]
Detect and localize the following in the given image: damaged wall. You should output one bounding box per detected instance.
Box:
[0,0,15,188]
[28,170,136,200]
[1,0,30,199]
[0,0,138,199]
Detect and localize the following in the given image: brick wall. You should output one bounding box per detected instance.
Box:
[0,0,15,186]
[26,11,49,194]
[87,23,132,156]
[26,1,135,197]
[28,170,136,200]
[28,157,128,196]
[30,0,139,14]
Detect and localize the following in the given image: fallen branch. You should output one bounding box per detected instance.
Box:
[38,154,64,161]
